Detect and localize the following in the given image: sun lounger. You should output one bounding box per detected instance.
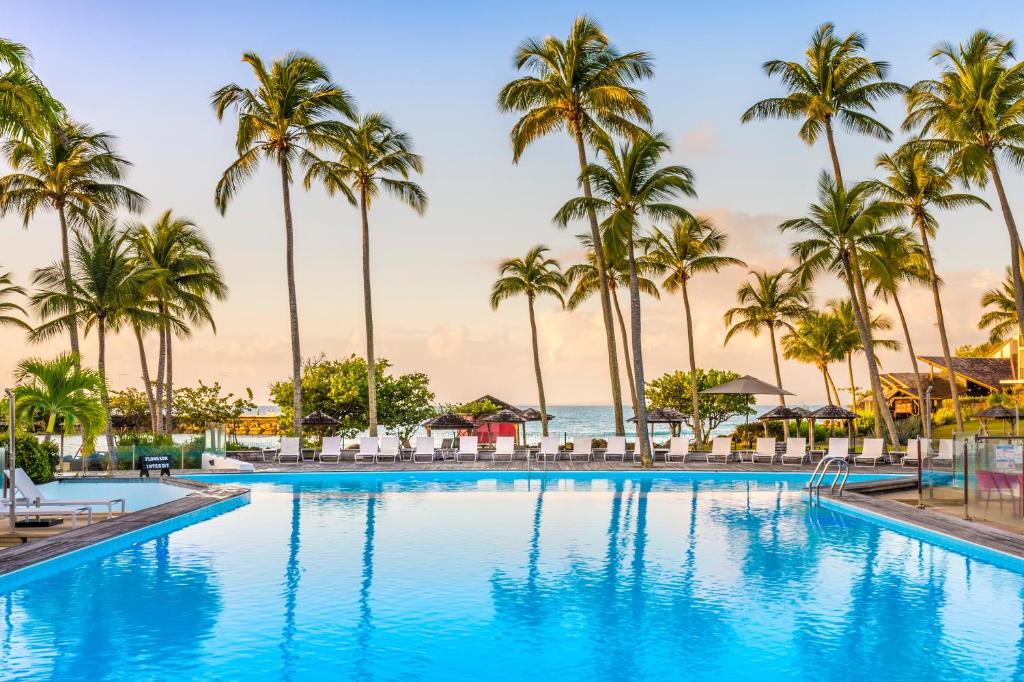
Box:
[440,438,457,462]
[706,437,734,463]
[751,437,778,464]
[276,437,301,463]
[665,437,689,463]
[822,437,849,462]
[536,436,560,462]
[317,436,343,463]
[602,436,627,462]
[356,437,379,463]
[853,438,886,467]
[1,504,93,529]
[5,468,125,518]
[412,436,436,463]
[901,438,922,468]
[570,437,592,462]
[456,436,479,462]
[378,436,400,463]
[492,436,516,462]
[933,439,955,468]
[780,438,808,465]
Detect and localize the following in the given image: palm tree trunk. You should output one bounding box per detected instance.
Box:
[822,369,833,405]
[134,325,158,432]
[826,369,842,406]
[359,188,378,438]
[680,277,705,446]
[891,291,927,428]
[155,324,165,433]
[573,131,624,436]
[766,325,789,439]
[527,296,549,437]
[913,217,963,430]
[988,155,1024,343]
[56,203,81,361]
[610,286,639,419]
[844,257,899,445]
[165,330,174,433]
[279,159,303,439]
[625,232,651,466]
[824,118,844,189]
[847,353,857,410]
[97,319,115,467]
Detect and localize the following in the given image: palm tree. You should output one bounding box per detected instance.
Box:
[555,133,695,466]
[490,246,566,436]
[14,354,105,452]
[905,30,1024,343]
[0,269,30,330]
[780,172,901,444]
[724,269,810,424]
[565,234,660,420]
[827,298,900,415]
[304,114,426,437]
[860,227,932,421]
[498,16,654,436]
[29,220,161,458]
[641,215,745,445]
[0,37,64,142]
[867,147,989,430]
[979,269,1018,344]
[0,123,146,358]
[129,210,227,433]
[212,51,355,439]
[782,312,846,404]
[741,22,905,187]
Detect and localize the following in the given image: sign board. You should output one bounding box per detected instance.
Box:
[992,444,1023,472]
[138,454,172,477]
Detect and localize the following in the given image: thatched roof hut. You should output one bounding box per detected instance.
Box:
[810,404,858,420]
[520,407,553,422]
[423,412,477,431]
[629,408,686,423]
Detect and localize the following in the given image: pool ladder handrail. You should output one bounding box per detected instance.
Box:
[806,456,850,502]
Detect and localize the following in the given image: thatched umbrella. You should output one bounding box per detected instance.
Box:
[808,404,858,451]
[302,410,339,427]
[423,412,477,449]
[758,405,810,437]
[974,405,1018,434]
[482,408,527,445]
[629,407,687,439]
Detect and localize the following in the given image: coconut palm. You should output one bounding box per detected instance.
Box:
[782,312,846,405]
[497,16,654,436]
[780,172,900,444]
[29,220,162,459]
[904,30,1024,342]
[211,51,355,439]
[565,234,660,420]
[555,133,695,466]
[303,114,426,437]
[490,246,566,437]
[723,269,810,418]
[0,269,30,330]
[867,147,989,430]
[129,210,227,433]
[641,215,745,445]
[741,22,905,187]
[979,269,1017,344]
[0,37,64,142]
[14,354,105,452]
[827,298,900,415]
[0,123,146,357]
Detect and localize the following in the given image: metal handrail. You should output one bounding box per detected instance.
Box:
[807,457,850,502]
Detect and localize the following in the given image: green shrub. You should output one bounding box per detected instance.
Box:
[6,435,61,483]
[932,406,956,427]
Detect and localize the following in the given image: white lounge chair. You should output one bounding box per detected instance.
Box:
[706,437,734,463]
[317,436,343,464]
[5,468,125,518]
[356,437,379,463]
[456,436,479,462]
[277,437,301,463]
[412,436,436,463]
[780,438,808,465]
[536,436,561,462]
[440,437,456,461]
[822,437,850,462]
[665,437,689,463]
[853,438,886,467]
[493,436,516,462]
[603,436,627,462]
[1,504,93,529]
[901,438,922,468]
[933,439,955,468]
[378,436,400,463]
[570,437,592,462]
[751,437,778,464]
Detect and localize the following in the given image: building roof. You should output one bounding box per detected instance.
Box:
[917,357,1014,390]
[880,373,952,400]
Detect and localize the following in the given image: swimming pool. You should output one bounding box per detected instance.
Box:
[34,478,192,511]
[2,472,1022,681]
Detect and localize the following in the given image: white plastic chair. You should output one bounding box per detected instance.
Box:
[378,436,400,463]
[823,437,850,462]
[570,437,593,462]
[278,437,301,463]
[603,436,627,462]
[318,436,343,464]
[536,436,561,462]
[780,438,808,465]
[356,437,379,463]
[456,436,479,462]
[706,437,734,463]
[751,437,778,464]
[493,436,516,462]
[412,436,436,462]
[933,439,955,468]
[665,437,689,463]
[853,438,886,467]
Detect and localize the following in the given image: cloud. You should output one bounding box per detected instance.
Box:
[680,120,720,155]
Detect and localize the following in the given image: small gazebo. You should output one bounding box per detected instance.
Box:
[974,405,1019,434]
[808,404,858,451]
[758,405,810,437]
[483,408,527,445]
[629,407,687,438]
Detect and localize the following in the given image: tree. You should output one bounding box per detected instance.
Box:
[304,113,426,437]
[979,268,1018,344]
[827,298,899,415]
[376,371,435,446]
[867,147,989,430]
[0,268,30,330]
[905,30,1024,344]
[741,21,904,187]
[641,215,745,445]
[565,233,660,419]
[0,37,64,142]
[723,269,810,429]
[212,51,356,439]
[555,133,696,466]
[646,369,755,442]
[172,381,255,431]
[498,16,654,436]
[108,387,152,429]
[780,172,901,444]
[29,220,161,458]
[14,354,105,455]
[0,123,146,358]
[129,210,227,433]
[490,245,566,437]
[781,311,846,404]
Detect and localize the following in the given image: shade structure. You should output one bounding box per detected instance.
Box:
[520,408,554,422]
[423,412,477,431]
[301,410,339,427]
[809,404,858,420]
[974,405,1018,420]
[701,375,795,396]
[758,406,811,421]
[629,408,686,424]
[482,408,527,424]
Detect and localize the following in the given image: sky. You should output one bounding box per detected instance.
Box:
[1,0,1023,407]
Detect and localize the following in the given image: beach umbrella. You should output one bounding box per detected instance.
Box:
[701,375,794,445]
[301,410,339,427]
[483,408,527,445]
[808,404,858,451]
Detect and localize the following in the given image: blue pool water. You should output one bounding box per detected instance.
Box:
[2,472,1023,681]
[35,479,191,511]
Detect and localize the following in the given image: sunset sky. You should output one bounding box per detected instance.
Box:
[1,1,1021,407]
